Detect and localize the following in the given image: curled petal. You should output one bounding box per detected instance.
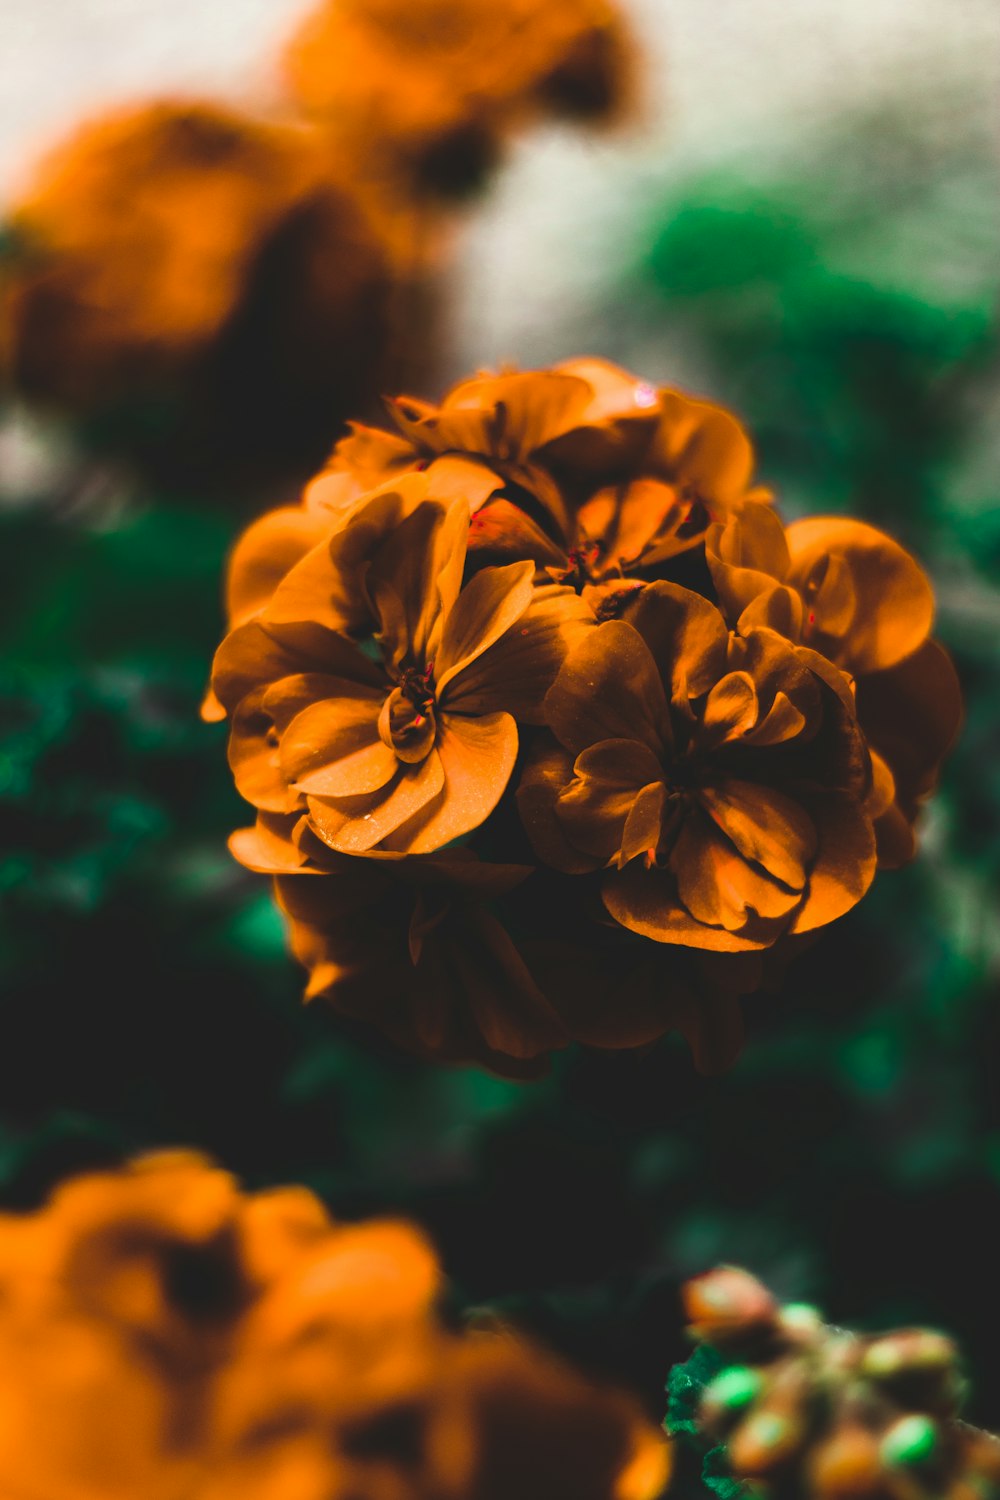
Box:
[229,814,316,874]
[788,517,934,673]
[651,391,758,511]
[281,694,396,797]
[602,862,773,952]
[388,711,519,854]
[517,739,599,874]
[671,810,802,932]
[307,751,445,854]
[208,620,381,721]
[623,582,730,703]
[699,780,816,891]
[788,795,876,934]
[555,738,665,863]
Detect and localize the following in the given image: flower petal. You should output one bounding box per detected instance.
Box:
[545,620,670,756]
[435,560,535,693]
[208,620,381,720]
[307,751,445,854]
[671,809,801,931]
[443,585,594,724]
[225,506,332,629]
[388,711,519,854]
[602,862,772,952]
[281,693,395,797]
[789,794,876,934]
[788,517,934,673]
[555,738,664,863]
[623,582,730,702]
[517,739,598,874]
[699,779,816,890]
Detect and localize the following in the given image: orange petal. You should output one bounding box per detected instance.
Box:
[672,811,801,931]
[517,739,599,874]
[366,497,471,672]
[435,560,535,692]
[307,752,445,854]
[787,517,934,673]
[209,620,381,719]
[789,794,876,934]
[229,814,316,874]
[699,671,759,747]
[652,391,756,510]
[624,582,730,702]
[281,695,396,797]
[443,585,594,725]
[225,505,332,629]
[699,780,816,890]
[602,862,772,952]
[555,738,664,863]
[388,711,519,854]
[545,620,670,756]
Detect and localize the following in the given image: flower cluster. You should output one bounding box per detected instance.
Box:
[0,101,393,487]
[284,0,635,204]
[209,358,960,1074]
[670,1265,1000,1500]
[0,1151,668,1500]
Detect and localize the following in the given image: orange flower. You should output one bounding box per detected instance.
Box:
[0,1153,668,1500]
[706,502,962,865]
[519,581,876,951]
[324,359,769,587]
[1,101,392,485]
[283,0,634,202]
[210,472,592,856]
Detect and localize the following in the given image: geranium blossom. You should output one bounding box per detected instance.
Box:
[520,582,876,951]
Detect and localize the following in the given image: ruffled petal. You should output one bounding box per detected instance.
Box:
[517,738,599,874]
[602,861,773,952]
[623,582,730,702]
[208,620,381,720]
[280,694,396,797]
[555,738,664,863]
[671,809,801,931]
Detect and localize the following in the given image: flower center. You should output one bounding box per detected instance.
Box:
[378,663,438,764]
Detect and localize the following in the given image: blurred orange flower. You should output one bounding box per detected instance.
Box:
[283,0,634,202]
[706,502,962,865]
[1,101,392,486]
[519,581,876,951]
[0,1152,669,1500]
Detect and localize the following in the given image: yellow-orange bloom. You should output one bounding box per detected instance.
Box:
[324,358,770,583]
[1,101,392,484]
[706,502,962,865]
[283,0,634,202]
[210,471,592,856]
[520,582,876,951]
[209,360,955,1071]
[0,1152,669,1500]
